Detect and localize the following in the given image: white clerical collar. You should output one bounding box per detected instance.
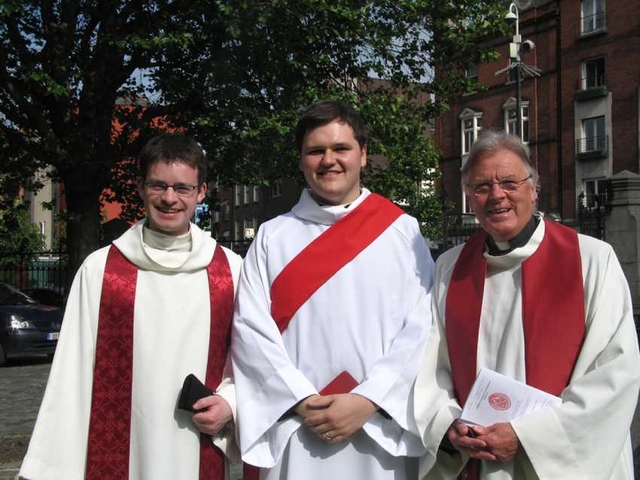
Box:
[292,188,370,225]
[142,226,192,252]
[141,226,192,269]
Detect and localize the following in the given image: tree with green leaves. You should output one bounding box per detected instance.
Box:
[0,201,45,267]
[0,0,507,277]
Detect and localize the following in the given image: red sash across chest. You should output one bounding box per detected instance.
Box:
[85,243,234,480]
[270,193,404,332]
[445,220,585,480]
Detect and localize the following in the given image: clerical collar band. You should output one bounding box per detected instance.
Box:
[486,215,539,256]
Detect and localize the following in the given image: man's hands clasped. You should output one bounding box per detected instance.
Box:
[447,420,519,463]
[295,393,378,444]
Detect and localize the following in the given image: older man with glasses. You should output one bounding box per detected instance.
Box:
[414,130,640,479]
[20,133,242,480]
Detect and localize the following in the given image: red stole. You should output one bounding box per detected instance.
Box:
[270,193,404,332]
[445,220,585,479]
[86,244,234,480]
[242,194,403,480]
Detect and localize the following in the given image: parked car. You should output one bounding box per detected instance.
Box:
[23,288,67,309]
[0,282,63,366]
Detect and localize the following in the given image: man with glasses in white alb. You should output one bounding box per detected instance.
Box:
[20,133,242,480]
[414,130,640,480]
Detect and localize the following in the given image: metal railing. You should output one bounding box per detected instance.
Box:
[575,135,609,156]
[576,188,610,240]
[0,252,69,295]
[576,74,606,91]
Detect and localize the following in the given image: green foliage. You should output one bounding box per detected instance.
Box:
[0,0,509,270]
[0,203,45,267]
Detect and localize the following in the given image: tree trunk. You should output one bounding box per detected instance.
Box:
[61,172,103,291]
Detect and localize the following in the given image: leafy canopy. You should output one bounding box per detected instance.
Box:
[0,0,508,268]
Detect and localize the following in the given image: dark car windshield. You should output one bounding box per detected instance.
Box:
[0,283,38,306]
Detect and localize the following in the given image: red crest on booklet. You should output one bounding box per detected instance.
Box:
[488,392,512,411]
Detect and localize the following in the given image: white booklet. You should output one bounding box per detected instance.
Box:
[460,368,561,426]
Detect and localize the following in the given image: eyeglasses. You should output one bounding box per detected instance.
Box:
[144,181,199,197]
[466,175,532,197]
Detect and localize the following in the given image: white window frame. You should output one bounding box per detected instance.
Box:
[582,57,605,89]
[581,0,606,34]
[503,98,530,143]
[234,220,241,241]
[270,179,282,198]
[459,109,483,155]
[243,218,255,239]
[253,185,260,202]
[465,62,478,82]
[582,178,607,208]
[234,185,241,206]
[582,116,606,152]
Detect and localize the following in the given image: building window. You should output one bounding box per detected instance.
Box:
[581,0,606,35]
[465,62,478,83]
[253,185,260,203]
[460,110,482,155]
[234,220,241,241]
[505,105,530,143]
[580,116,607,153]
[581,57,605,90]
[234,185,241,206]
[270,179,282,198]
[243,218,255,240]
[582,178,608,208]
[223,203,230,221]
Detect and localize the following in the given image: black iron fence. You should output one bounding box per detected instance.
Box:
[0,252,69,295]
[574,189,609,241]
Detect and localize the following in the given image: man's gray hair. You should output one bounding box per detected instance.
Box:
[461,130,539,187]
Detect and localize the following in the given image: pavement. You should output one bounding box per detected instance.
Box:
[2,357,640,479]
[0,358,242,479]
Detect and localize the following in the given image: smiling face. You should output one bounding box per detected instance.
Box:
[299,120,367,205]
[137,161,206,236]
[464,148,537,242]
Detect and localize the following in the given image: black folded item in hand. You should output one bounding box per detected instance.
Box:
[178,374,213,413]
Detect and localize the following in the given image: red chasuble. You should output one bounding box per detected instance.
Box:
[445,220,585,480]
[86,244,234,480]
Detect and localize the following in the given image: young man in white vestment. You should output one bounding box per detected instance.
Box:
[19,133,243,480]
[413,130,640,480]
[231,100,435,479]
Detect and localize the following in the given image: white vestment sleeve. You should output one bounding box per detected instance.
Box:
[354,226,435,457]
[511,243,640,479]
[414,259,467,479]
[231,234,317,468]
[19,252,105,480]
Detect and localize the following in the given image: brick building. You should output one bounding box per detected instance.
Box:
[211,179,303,256]
[436,0,640,223]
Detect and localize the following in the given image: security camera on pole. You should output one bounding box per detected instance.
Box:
[496,2,542,139]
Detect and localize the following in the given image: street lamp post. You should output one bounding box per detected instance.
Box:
[501,3,540,140]
[506,3,523,138]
